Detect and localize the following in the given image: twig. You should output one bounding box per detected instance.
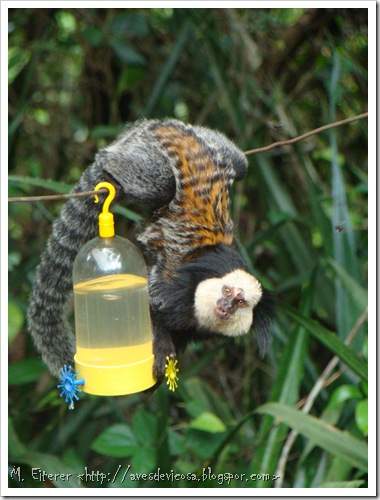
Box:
[8,188,107,203]
[8,112,368,203]
[244,112,368,156]
[274,307,368,488]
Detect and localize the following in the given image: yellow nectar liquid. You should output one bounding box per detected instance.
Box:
[74,274,153,366]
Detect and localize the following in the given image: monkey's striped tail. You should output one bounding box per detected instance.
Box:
[27,163,109,376]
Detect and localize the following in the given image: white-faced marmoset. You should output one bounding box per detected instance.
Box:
[27,119,273,384]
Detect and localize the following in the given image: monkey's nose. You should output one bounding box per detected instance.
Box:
[215,297,235,319]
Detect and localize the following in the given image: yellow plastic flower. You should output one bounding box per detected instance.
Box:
[165,356,179,392]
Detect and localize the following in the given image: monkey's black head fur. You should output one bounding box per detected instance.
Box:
[152,243,275,354]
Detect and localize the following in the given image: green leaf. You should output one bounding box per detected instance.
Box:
[182,377,234,423]
[114,205,143,222]
[91,423,138,457]
[301,384,363,461]
[132,410,157,446]
[250,282,313,487]
[256,402,368,471]
[8,46,31,84]
[324,455,354,484]
[327,257,367,311]
[355,399,368,436]
[168,429,185,456]
[318,480,365,488]
[8,299,24,343]
[9,418,27,458]
[8,175,71,194]
[328,384,362,409]
[189,412,227,433]
[131,447,156,474]
[15,452,83,488]
[9,359,46,385]
[8,175,143,222]
[184,400,206,418]
[140,21,192,116]
[110,40,146,65]
[9,419,82,488]
[185,428,226,461]
[282,306,368,382]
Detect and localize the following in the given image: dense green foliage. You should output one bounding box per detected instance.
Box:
[8,8,369,490]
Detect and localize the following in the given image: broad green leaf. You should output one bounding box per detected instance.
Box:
[189,412,227,433]
[132,410,157,446]
[328,384,362,409]
[91,423,138,457]
[185,428,226,461]
[168,429,185,456]
[185,400,208,419]
[256,402,368,471]
[182,377,234,424]
[131,447,156,474]
[282,306,368,381]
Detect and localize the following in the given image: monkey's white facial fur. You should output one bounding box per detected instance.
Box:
[194,269,263,337]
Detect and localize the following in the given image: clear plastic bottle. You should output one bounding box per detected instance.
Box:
[72,183,155,395]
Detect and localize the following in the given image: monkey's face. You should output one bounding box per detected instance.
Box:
[194,269,263,337]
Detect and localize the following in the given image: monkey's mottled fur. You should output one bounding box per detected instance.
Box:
[28,119,273,382]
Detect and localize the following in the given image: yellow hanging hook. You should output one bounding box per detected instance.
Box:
[94,182,116,238]
[94,182,116,208]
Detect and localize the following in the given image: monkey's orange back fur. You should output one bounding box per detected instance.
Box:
[138,124,235,269]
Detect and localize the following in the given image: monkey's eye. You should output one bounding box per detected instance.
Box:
[236,291,246,308]
[222,286,232,296]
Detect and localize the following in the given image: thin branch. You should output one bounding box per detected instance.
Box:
[8,112,368,203]
[274,307,368,488]
[244,111,368,156]
[8,188,107,203]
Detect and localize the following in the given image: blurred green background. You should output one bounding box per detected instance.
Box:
[8,7,368,489]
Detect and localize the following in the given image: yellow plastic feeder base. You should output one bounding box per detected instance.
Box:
[74,353,156,396]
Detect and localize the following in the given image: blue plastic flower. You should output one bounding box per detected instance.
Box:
[57,365,85,410]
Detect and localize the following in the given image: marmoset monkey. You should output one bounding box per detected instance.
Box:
[28,119,273,383]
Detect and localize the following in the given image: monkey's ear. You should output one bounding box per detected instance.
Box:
[252,289,275,357]
[97,146,176,209]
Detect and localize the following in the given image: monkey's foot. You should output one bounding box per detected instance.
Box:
[153,351,176,384]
